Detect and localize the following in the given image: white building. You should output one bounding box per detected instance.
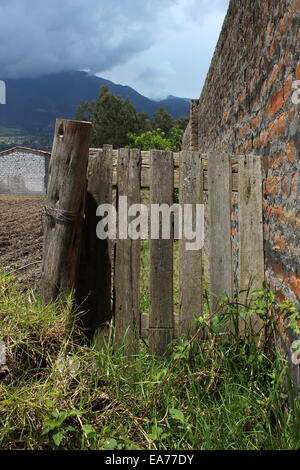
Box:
[0,146,50,196]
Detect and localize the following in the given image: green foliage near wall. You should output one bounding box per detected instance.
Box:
[127,126,184,152]
[75,85,139,148]
[75,85,188,150]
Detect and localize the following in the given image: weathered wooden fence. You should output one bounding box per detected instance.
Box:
[42,124,264,356]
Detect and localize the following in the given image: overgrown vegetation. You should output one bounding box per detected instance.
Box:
[0,267,299,450]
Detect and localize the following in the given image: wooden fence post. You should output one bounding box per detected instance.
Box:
[41,119,91,304]
[208,152,233,313]
[149,150,174,356]
[239,154,264,324]
[114,149,141,356]
[179,151,203,335]
[77,145,113,337]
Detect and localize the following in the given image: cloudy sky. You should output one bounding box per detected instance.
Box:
[0,0,229,99]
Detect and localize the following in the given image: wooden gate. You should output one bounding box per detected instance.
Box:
[42,124,264,357]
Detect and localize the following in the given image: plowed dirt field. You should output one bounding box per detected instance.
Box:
[0,197,45,289]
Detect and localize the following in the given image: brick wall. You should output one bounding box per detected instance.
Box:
[185,0,300,391]
[0,148,50,196]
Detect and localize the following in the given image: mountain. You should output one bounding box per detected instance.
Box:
[0,71,190,136]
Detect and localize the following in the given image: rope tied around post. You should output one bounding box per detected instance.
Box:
[42,205,84,225]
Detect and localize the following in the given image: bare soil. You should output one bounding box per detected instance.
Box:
[0,192,151,292]
[0,197,45,289]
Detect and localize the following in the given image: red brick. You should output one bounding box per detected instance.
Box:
[296,279,300,302]
[282,177,289,196]
[252,114,260,128]
[288,107,295,123]
[266,22,272,41]
[269,153,278,170]
[265,223,270,239]
[276,290,286,304]
[274,205,283,220]
[280,236,286,254]
[284,74,293,102]
[275,176,280,194]
[260,129,269,147]
[290,273,298,293]
[291,273,300,301]
[268,37,278,60]
[266,176,276,195]
[285,275,290,287]
[274,233,281,251]
[286,141,295,164]
[257,40,262,57]
[284,50,290,69]
[278,113,286,135]
[271,89,284,115]
[279,11,293,37]
[291,172,298,196]
[285,209,296,226]
[293,0,300,12]
[280,151,284,166]
[268,204,273,217]
[271,63,279,85]
[269,120,278,142]
[278,263,284,281]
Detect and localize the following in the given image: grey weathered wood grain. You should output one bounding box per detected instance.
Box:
[114,148,141,356]
[208,152,233,313]
[41,119,91,304]
[149,150,174,356]
[238,155,264,325]
[89,149,239,191]
[179,151,203,335]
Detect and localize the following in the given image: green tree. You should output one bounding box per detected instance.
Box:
[75,85,139,148]
[175,115,189,132]
[151,107,175,137]
[136,111,152,134]
[127,128,183,152]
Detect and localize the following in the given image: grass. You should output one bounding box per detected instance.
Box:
[0,266,299,450]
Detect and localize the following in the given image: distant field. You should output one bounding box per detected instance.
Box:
[0,133,52,150]
[0,127,26,137]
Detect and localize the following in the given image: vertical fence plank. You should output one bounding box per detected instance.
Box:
[77,144,113,337]
[114,149,141,356]
[149,150,174,356]
[41,119,91,304]
[239,154,264,313]
[179,151,203,335]
[208,152,233,313]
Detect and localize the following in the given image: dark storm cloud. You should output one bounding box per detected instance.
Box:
[0,0,174,78]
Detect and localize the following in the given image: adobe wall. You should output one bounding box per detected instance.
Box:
[186,0,300,390]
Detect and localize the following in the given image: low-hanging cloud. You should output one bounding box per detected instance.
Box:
[102,0,229,98]
[0,0,175,79]
[0,0,229,98]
